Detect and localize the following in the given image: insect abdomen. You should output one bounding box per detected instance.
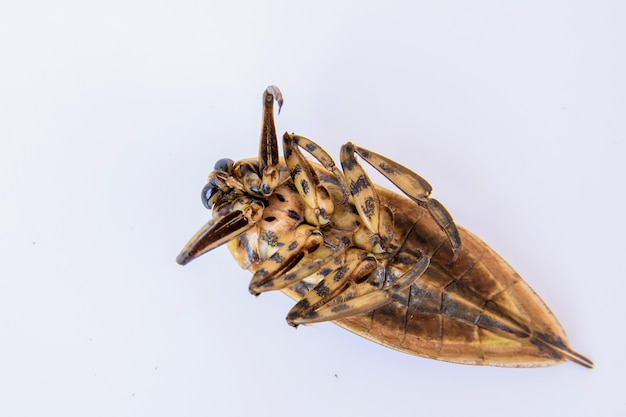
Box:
[283,188,572,367]
[375,230,572,367]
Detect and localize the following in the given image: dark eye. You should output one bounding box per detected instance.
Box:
[201,182,220,209]
[213,158,234,173]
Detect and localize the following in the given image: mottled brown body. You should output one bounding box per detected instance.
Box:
[177,86,592,368]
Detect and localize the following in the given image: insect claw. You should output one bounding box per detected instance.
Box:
[265,85,283,114]
[176,199,264,265]
[448,246,461,264]
[248,280,262,296]
[176,212,247,265]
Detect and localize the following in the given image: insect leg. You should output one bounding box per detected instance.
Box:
[286,248,392,326]
[282,133,344,226]
[257,85,283,196]
[285,134,350,203]
[288,248,433,326]
[352,144,461,262]
[340,142,394,254]
[176,196,264,265]
[247,224,330,295]
[391,255,430,291]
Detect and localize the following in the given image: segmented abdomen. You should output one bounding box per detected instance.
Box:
[284,187,571,367]
[228,165,571,367]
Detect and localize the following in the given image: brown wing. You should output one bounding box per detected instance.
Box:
[283,187,588,367]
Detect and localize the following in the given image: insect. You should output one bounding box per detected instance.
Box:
[176,86,593,368]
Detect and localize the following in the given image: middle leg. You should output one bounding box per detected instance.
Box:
[342,143,461,262]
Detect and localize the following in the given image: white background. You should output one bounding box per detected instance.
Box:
[1,1,624,416]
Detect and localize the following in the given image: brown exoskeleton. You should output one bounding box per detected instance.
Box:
[176,86,592,368]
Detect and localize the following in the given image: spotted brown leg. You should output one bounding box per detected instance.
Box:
[340,143,394,254]
[283,133,349,226]
[247,224,331,295]
[348,143,461,262]
[286,248,388,326]
[176,196,264,265]
[285,134,350,202]
[285,245,434,326]
[257,85,283,196]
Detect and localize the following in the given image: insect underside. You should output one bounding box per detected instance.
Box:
[177,86,593,368]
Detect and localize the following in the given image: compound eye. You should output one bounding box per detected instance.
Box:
[201,182,220,209]
[213,158,234,173]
